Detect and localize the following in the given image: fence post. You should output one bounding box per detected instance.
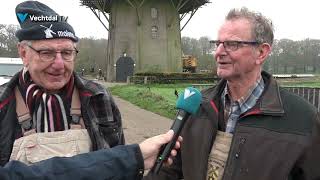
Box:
[144,76,148,84]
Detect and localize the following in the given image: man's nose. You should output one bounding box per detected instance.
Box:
[51,53,65,68]
[214,43,227,59]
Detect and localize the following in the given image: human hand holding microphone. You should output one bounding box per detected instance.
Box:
[152,87,202,173]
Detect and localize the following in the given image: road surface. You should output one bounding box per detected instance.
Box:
[113,96,173,144]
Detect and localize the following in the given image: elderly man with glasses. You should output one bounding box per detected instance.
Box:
[0,0,125,167]
[145,7,320,180]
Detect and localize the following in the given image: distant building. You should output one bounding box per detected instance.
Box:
[0,57,23,85]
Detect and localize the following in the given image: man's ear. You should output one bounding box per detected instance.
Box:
[17,43,29,67]
[255,43,271,65]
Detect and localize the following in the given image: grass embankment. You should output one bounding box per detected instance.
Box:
[109,76,320,118]
[110,84,191,119]
[277,78,320,87]
[274,74,320,87]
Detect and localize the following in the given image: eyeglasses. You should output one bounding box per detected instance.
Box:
[27,44,78,62]
[210,40,260,52]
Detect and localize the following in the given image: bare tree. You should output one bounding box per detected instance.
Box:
[0,24,19,57]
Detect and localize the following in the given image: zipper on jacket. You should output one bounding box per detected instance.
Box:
[234,136,246,159]
[221,122,247,180]
[221,124,237,180]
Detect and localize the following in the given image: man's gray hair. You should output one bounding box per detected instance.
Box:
[226,7,274,45]
[19,40,33,46]
[19,40,77,48]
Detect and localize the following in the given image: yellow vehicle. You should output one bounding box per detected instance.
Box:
[182,55,197,73]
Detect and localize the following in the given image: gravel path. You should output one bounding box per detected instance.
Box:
[113,96,173,144]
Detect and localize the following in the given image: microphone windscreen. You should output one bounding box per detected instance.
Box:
[176,87,202,115]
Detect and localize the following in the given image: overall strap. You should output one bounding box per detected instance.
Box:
[15,86,85,136]
[15,87,35,135]
[70,87,85,129]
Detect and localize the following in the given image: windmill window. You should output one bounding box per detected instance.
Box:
[151,26,159,39]
[151,8,158,19]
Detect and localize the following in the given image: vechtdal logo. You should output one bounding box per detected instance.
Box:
[183,88,196,99]
[16,12,68,23]
[17,13,28,23]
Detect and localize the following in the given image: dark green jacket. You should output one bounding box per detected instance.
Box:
[146,71,320,180]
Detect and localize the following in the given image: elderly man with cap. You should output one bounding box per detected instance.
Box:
[0,1,124,166]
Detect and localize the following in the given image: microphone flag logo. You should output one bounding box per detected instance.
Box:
[184,88,195,99]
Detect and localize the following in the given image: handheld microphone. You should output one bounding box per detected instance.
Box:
[153,87,202,174]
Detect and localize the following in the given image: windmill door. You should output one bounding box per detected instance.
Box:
[116,56,134,82]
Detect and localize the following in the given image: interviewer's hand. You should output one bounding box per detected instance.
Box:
[139,130,182,170]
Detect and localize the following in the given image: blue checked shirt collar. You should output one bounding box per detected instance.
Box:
[222,76,265,133]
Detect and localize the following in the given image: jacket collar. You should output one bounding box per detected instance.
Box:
[0,72,20,102]
[259,71,284,115]
[202,71,284,116]
[74,73,105,97]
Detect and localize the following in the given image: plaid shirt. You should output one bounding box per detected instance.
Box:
[74,74,125,148]
[222,77,265,133]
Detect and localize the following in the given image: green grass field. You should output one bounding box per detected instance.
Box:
[110,84,192,119]
[109,77,320,118]
[274,74,320,87]
[277,78,320,87]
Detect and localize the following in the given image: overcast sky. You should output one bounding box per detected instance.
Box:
[1,0,319,41]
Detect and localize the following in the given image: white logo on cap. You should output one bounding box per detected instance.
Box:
[40,24,56,38]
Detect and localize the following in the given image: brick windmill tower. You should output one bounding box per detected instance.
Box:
[81,0,209,81]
